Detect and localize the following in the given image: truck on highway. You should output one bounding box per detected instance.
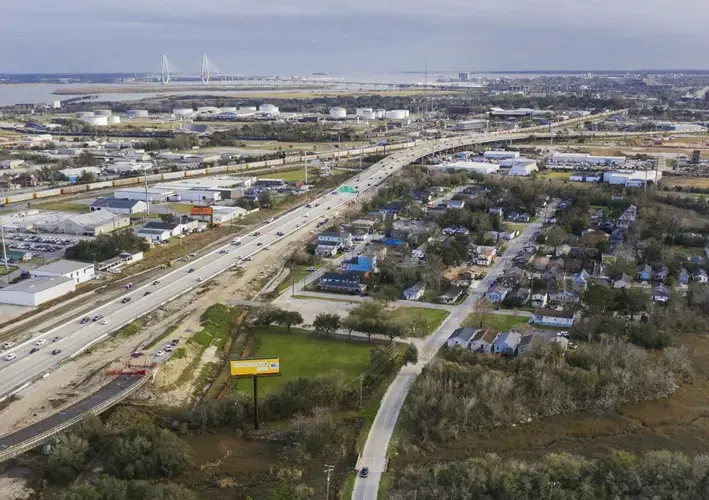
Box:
[231,237,242,246]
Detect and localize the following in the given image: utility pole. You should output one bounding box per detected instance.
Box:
[144,175,150,219]
[324,464,335,500]
[0,215,8,271]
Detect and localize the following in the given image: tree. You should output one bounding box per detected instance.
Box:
[342,315,359,340]
[583,285,616,315]
[258,190,273,208]
[619,288,651,320]
[276,310,303,332]
[403,344,419,365]
[312,313,341,337]
[78,170,97,183]
[383,321,405,342]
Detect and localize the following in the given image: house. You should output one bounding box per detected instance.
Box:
[517,213,531,222]
[492,331,523,355]
[412,189,433,202]
[573,269,591,290]
[441,199,465,210]
[507,212,520,221]
[90,198,148,215]
[403,282,426,301]
[549,290,580,305]
[438,286,465,304]
[350,219,376,232]
[317,271,365,294]
[476,247,497,266]
[531,292,548,308]
[637,263,652,282]
[489,207,504,217]
[518,334,546,355]
[652,284,670,303]
[135,227,171,243]
[469,328,498,354]
[315,243,339,257]
[617,205,637,228]
[447,327,479,348]
[512,287,531,305]
[318,231,353,249]
[679,268,690,287]
[555,244,572,256]
[522,242,538,254]
[532,257,550,272]
[613,273,633,289]
[340,255,376,274]
[549,336,570,351]
[692,268,708,284]
[485,284,509,303]
[378,201,404,217]
[655,265,669,282]
[143,221,182,237]
[532,309,575,328]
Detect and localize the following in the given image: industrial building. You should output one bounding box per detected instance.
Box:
[59,166,102,182]
[452,120,488,131]
[90,198,148,215]
[60,211,130,236]
[483,150,520,161]
[549,153,626,167]
[433,161,500,175]
[114,187,175,203]
[0,276,76,307]
[602,170,662,187]
[508,159,539,176]
[192,206,248,224]
[30,259,95,285]
[259,104,280,116]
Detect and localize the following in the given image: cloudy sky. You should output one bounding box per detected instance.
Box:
[2,0,707,75]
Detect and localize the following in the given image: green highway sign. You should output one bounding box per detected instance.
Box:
[339,186,356,194]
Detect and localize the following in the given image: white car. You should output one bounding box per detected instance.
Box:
[165,344,173,352]
[101,319,110,325]
[156,350,165,357]
[36,339,47,346]
[197,277,204,282]
[5,353,16,361]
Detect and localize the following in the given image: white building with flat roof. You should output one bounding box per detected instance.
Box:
[114,187,175,203]
[433,161,500,175]
[483,150,520,161]
[508,159,539,176]
[0,276,76,307]
[30,259,95,284]
[549,152,625,167]
[59,211,130,236]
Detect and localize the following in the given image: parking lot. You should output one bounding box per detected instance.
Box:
[1,233,91,263]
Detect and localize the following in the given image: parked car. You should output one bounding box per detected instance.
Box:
[307,266,316,272]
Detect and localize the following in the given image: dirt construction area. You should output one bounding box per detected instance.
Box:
[0,222,324,436]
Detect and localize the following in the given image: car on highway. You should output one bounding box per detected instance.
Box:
[257,242,263,246]
[122,297,132,303]
[245,256,254,261]
[92,315,103,322]
[276,231,284,236]
[171,339,180,345]
[30,348,40,354]
[5,353,16,361]
[219,249,230,254]
[188,268,195,273]
[252,231,261,236]
[197,277,204,282]
[80,317,90,324]
[52,336,61,342]
[51,349,62,355]
[101,319,110,325]
[360,467,369,478]
[2,342,16,351]
[165,344,173,352]
[131,351,143,358]
[264,245,270,250]
[36,339,47,346]
[153,280,160,285]
[156,350,165,357]
[144,291,152,296]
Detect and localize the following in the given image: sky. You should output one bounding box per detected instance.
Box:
[1,0,708,75]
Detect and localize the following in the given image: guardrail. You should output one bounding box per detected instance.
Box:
[0,375,149,463]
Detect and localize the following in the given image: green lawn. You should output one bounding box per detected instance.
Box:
[169,204,194,214]
[34,201,90,213]
[276,265,318,295]
[463,312,530,331]
[0,265,17,277]
[387,307,450,337]
[237,327,374,396]
[538,171,570,180]
[257,168,317,183]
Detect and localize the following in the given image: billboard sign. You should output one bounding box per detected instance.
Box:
[230,357,280,377]
[191,206,213,216]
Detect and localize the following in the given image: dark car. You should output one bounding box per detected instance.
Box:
[92,315,103,322]
[122,297,131,304]
[80,317,90,324]
[359,467,369,478]
[144,291,152,296]
[153,280,160,285]
[171,339,180,345]
[188,268,195,273]
[257,242,263,246]
[276,231,284,236]
[52,349,62,355]
[30,348,40,354]
[52,336,61,342]
[131,351,143,358]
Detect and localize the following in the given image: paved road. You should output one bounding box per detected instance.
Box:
[352,203,555,500]
[0,374,144,450]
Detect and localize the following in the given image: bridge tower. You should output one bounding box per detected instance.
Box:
[201,53,211,85]
[161,54,171,84]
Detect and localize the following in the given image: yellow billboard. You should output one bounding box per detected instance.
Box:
[191,206,213,216]
[230,357,280,377]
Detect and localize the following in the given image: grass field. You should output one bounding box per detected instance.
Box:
[538,171,571,180]
[387,307,450,337]
[257,168,317,182]
[0,265,17,277]
[275,265,318,295]
[34,201,90,213]
[236,327,373,396]
[463,312,530,331]
[663,177,709,189]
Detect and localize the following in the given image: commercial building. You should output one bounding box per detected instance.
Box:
[97,250,144,272]
[60,211,130,236]
[0,159,25,169]
[90,198,148,215]
[432,161,499,175]
[602,170,662,187]
[483,150,520,161]
[548,153,625,167]
[508,159,539,176]
[114,187,175,203]
[30,259,95,285]
[59,166,102,182]
[0,276,76,307]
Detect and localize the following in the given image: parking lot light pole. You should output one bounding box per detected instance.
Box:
[0,215,8,271]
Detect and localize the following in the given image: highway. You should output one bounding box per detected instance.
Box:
[351,202,557,500]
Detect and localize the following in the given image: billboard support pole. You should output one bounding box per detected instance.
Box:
[253,375,259,430]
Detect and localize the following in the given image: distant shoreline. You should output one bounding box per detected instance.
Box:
[52,84,325,95]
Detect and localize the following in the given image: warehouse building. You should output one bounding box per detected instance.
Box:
[0,276,76,307]
[548,153,625,167]
[508,159,539,176]
[114,187,175,203]
[30,259,95,284]
[90,198,148,215]
[59,166,102,182]
[60,211,130,236]
[602,170,662,187]
[483,150,520,161]
[432,161,500,175]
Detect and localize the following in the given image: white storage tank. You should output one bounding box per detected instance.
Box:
[356,108,373,117]
[94,109,112,117]
[76,112,93,119]
[404,110,410,117]
[108,115,121,125]
[84,115,109,126]
[361,111,376,120]
[386,110,407,120]
[329,107,347,119]
[258,104,279,115]
[375,109,386,119]
[220,107,237,113]
[239,106,257,112]
[126,109,149,118]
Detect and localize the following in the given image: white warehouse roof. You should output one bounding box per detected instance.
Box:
[32,259,93,275]
[433,161,500,174]
[0,276,74,294]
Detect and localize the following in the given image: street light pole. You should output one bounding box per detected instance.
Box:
[324,464,335,499]
[0,215,8,271]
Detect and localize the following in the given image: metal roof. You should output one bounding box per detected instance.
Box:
[32,259,93,275]
[0,276,74,294]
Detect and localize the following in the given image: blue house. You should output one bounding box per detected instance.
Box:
[340,255,376,274]
[485,284,509,303]
[637,264,652,282]
[403,282,426,301]
[679,268,690,286]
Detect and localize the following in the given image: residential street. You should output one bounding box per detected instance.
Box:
[352,201,556,500]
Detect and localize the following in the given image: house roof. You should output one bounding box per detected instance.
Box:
[472,328,497,344]
[448,327,478,343]
[405,282,425,293]
[494,331,522,347]
[440,285,465,298]
[534,308,574,319]
[144,221,180,231]
[320,271,361,282]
